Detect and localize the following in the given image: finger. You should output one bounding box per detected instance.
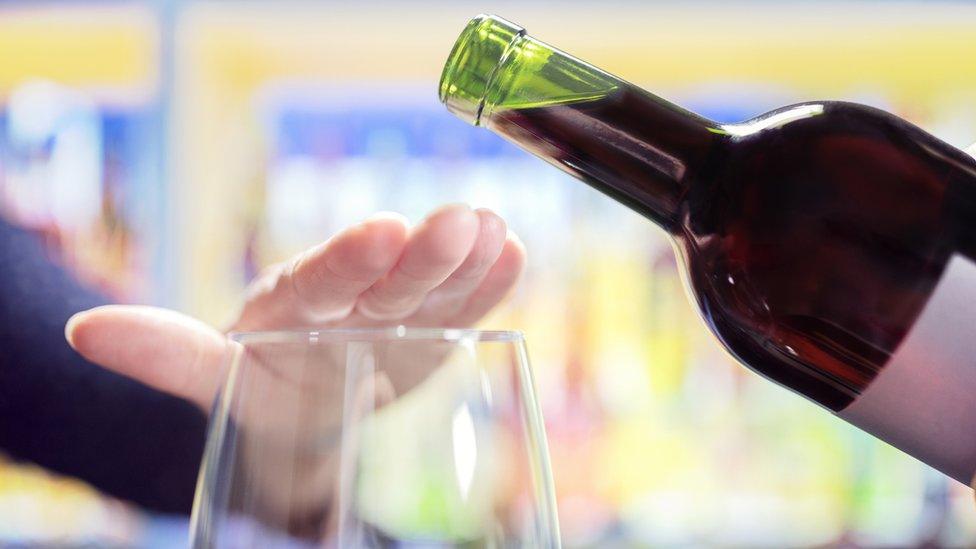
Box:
[407,208,507,324]
[66,305,228,409]
[448,234,526,327]
[235,212,409,330]
[356,204,479,321]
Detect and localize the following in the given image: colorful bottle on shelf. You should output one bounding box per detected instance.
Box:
[439,14,976,485]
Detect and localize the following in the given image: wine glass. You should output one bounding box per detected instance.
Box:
[189,328,560,548]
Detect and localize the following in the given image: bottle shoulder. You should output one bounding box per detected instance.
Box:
[694,100,975,224]
[724,100,967,162]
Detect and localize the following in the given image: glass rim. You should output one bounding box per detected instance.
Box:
[228,326,524,344]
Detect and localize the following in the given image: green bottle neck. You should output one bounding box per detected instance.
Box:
[440,15,723,230]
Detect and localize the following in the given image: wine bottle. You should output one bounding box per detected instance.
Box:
[438,14,976,485]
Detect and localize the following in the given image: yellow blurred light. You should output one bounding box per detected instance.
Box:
[0,4,157,105]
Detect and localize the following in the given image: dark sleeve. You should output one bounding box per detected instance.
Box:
[0,218,207,515]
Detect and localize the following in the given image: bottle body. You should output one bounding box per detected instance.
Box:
[681,101,976,483]
[440,15,976,484]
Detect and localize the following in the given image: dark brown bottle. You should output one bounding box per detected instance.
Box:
[440,15,976,484]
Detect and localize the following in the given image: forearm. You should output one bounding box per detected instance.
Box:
[0,220,206,514]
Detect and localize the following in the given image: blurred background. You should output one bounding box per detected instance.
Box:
[0,0,974,546]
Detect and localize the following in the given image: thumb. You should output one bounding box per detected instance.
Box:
[66,305,229,410]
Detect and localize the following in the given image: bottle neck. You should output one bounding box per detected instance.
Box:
[440,15,722,231]
[484,85,720,230]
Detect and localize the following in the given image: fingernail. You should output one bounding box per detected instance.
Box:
[65,311,86,347]
[363,211,410,227]
[476,208,506,232]
[437,202,473,215]
[507,229,525,247]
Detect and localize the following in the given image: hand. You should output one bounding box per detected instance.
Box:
[65,204,525,411]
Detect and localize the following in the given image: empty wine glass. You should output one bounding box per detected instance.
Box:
[189,328,560,548]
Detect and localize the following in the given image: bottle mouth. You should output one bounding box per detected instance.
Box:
[438,14,524,126]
